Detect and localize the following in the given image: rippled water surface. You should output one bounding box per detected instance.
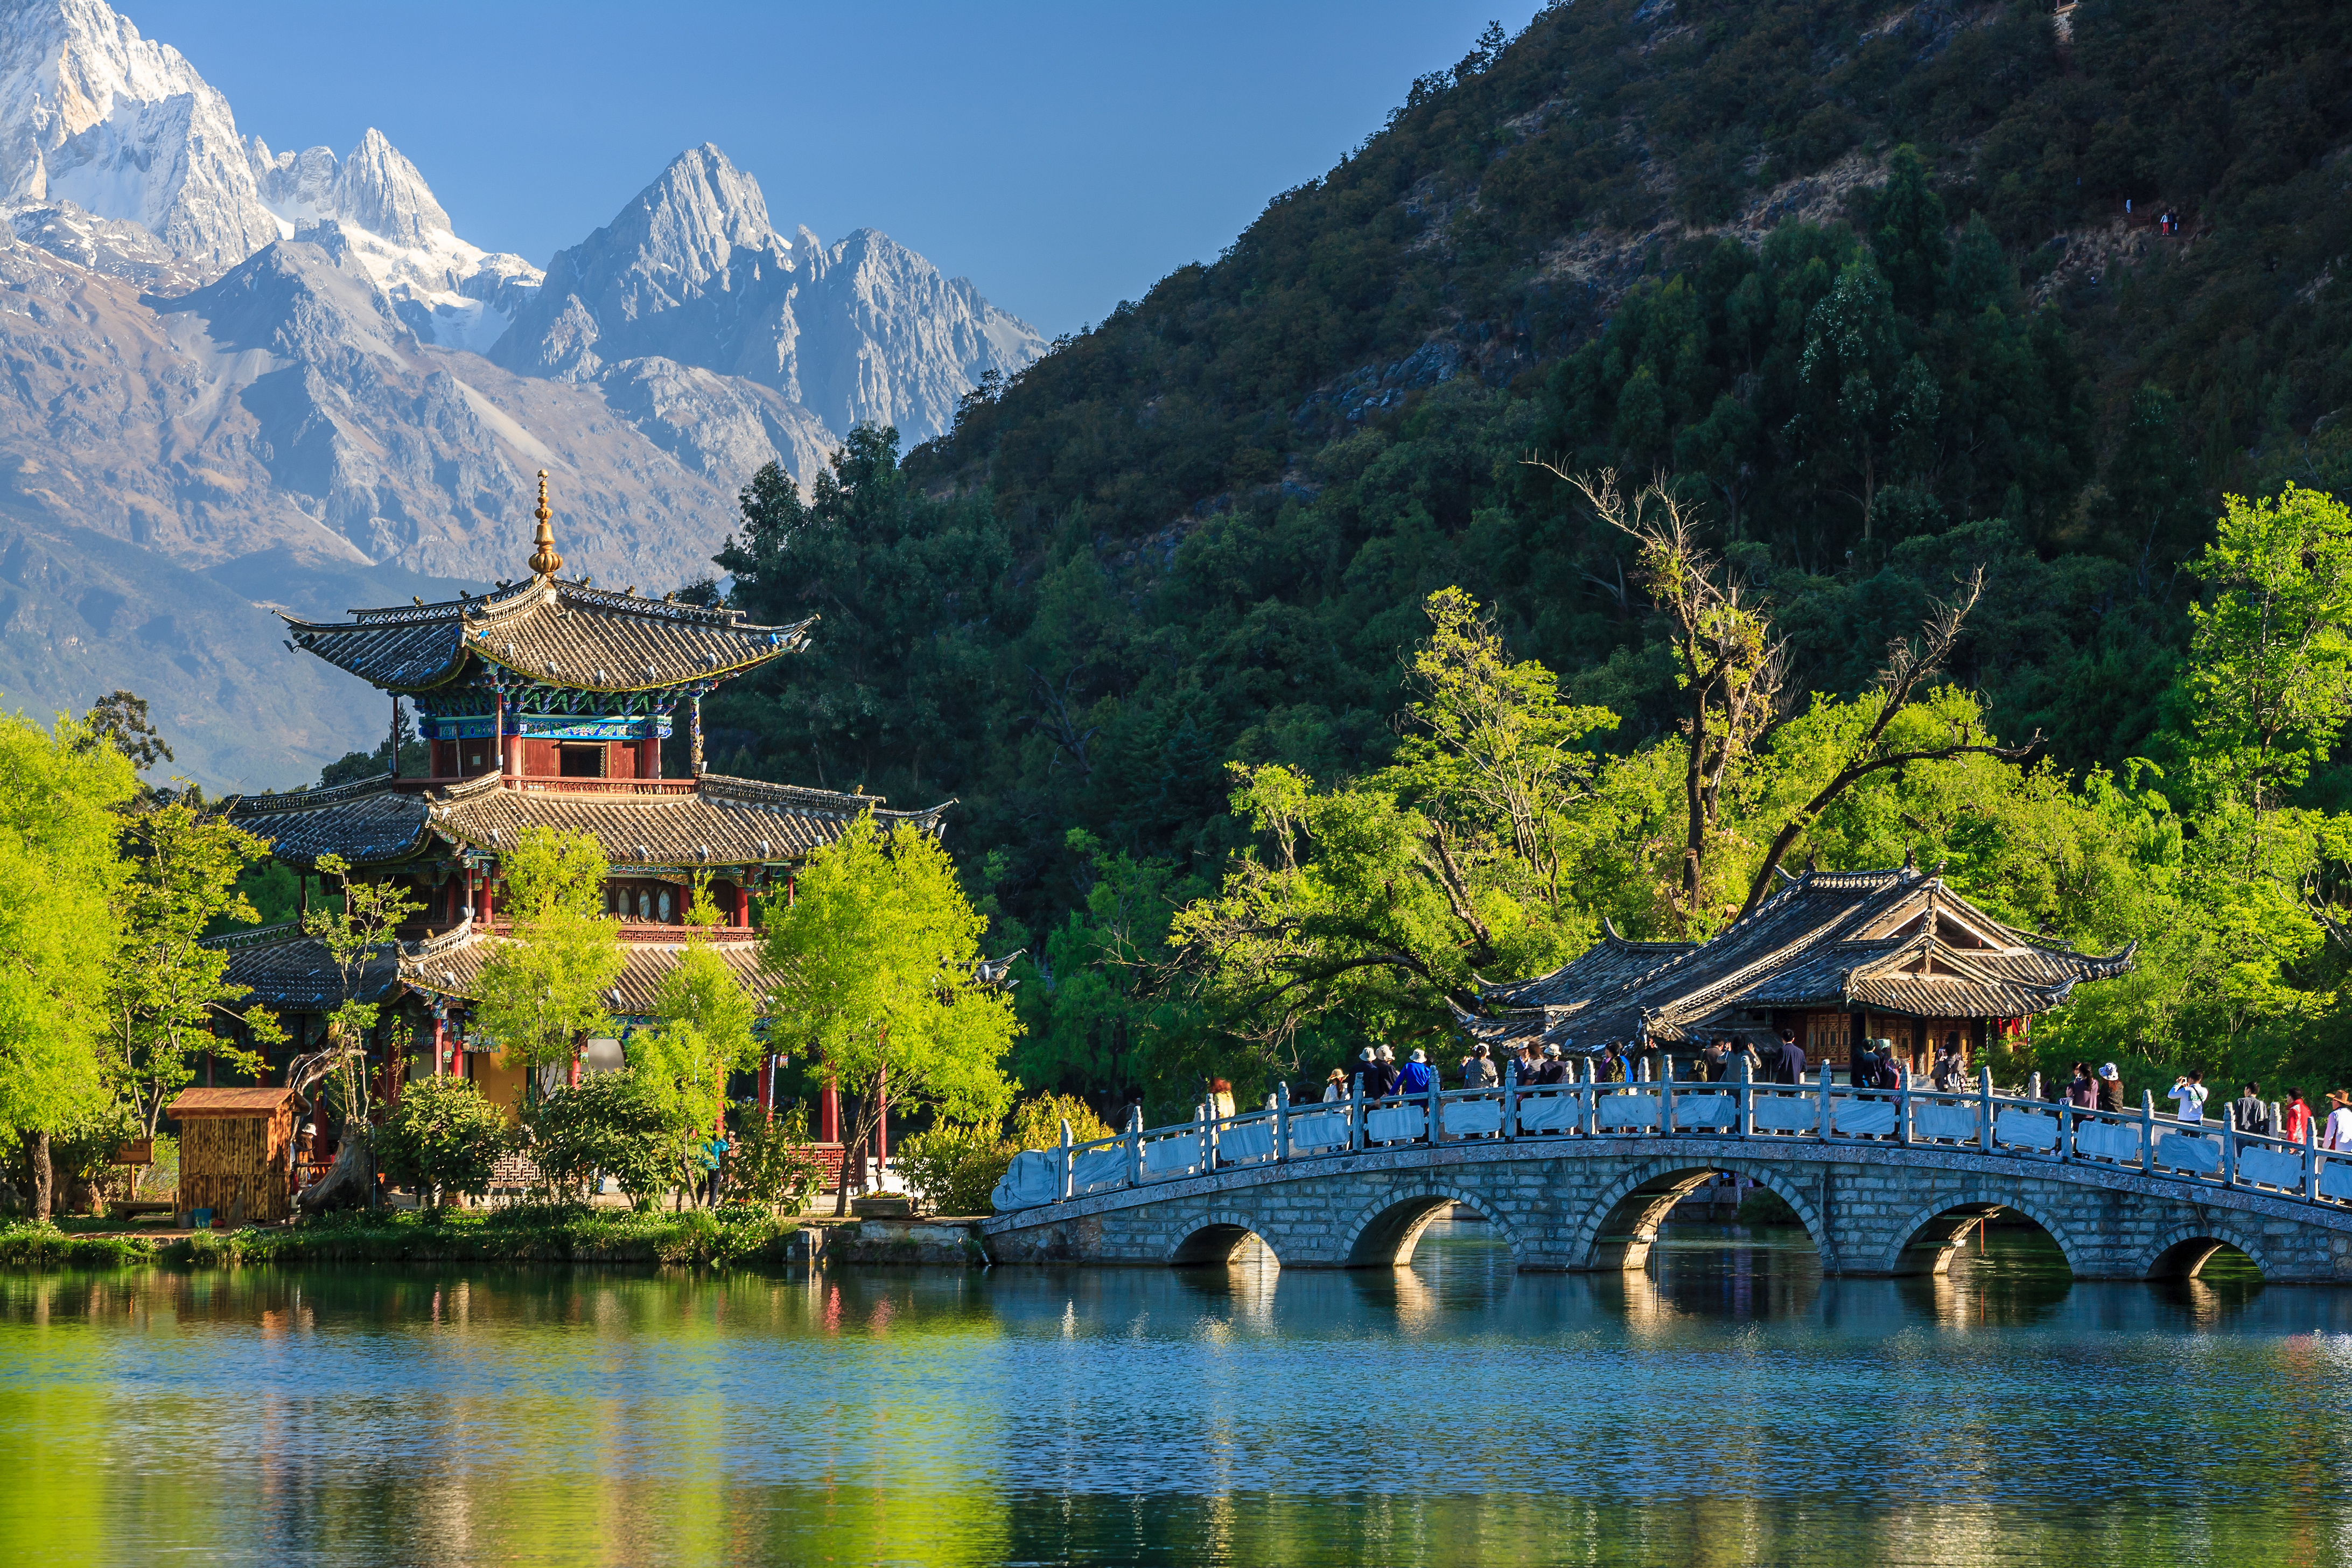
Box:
[5,1222,2351,1566]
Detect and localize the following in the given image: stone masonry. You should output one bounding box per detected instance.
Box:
[980,1136,2352,1282]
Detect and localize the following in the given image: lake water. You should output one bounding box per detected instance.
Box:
[5,1221,2352,1566]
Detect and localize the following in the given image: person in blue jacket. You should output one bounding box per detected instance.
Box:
[1395,1047,1436,1097]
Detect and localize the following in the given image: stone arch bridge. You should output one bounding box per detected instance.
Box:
[982,1077,2352,1283]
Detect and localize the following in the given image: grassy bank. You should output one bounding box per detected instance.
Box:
[0,1205,811,1271]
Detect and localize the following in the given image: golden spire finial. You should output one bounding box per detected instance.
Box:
[527,469,564,578]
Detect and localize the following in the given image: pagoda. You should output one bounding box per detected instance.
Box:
[211,472,945,1147]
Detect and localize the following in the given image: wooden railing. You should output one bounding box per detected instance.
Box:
[992,1062,2352,1213]
[513,778,697,795]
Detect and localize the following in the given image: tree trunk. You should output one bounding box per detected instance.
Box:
[297,1130,373,1214]
[27,1130,51,1221]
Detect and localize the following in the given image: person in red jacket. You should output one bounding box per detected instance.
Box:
[2284,1089,2315,1145]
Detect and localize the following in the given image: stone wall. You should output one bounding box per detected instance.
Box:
[981,1136,2352,1282]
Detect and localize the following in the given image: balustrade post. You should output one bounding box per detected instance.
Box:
[2028,1071,2041,1103]
[2221,1104,2236,1189]
[2140,1090,2156,1174]
[1350,1074,1363,1153]
[1815,1062,1831,1144]
[1895,1063,1909,1145]
[1736,1053,1753,1140]
[1661,1051,1676,1136]
[1579,1057,1597,1137]
[1502,1061,1518,1143]
[2306,1119,2321,1203]
[1277,1082,1292,1164]
[1059,1118,1074,1202]
[1127,1107,1143,1188]
[2057,1099,2071,1165]
[1426,1072,1441,1145]
[1978,1065,1993,1152]
[1201,1103,1217,1173]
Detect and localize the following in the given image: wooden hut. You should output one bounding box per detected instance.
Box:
[166,1087,297,1225]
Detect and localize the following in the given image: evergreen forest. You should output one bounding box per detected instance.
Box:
[637,2,2352,1116]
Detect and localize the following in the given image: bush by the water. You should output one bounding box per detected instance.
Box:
[899,1123,1014,1216]
[1010,1094,1113,1152]
[725,1103,827,1212]
[522,1069,675,1206]
[374,1078,514,1205]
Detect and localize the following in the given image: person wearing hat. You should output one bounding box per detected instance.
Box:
[1322,1068,1349,1104]
[2325,1090,2352,1152]
[1535,1041,1569,1086]
[1349,1046,1377,1098]
[2096,1062,2124,1114]
[1396,1047,1436,1098]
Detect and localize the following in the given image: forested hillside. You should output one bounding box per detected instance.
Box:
[703,0,2352,1114]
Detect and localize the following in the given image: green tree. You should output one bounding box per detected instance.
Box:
[375,1077,513,1207]
[0,709,135,1217]
[2176,485,2352,814]
[759,812,1018,1214]
[302,852,423,1136]
[472,828,625,1086]
[522,1068,674,1207]
[632,881,762,1205]
[108,803,285,1137]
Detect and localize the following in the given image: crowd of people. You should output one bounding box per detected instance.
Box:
[1294,1038,2352,1152]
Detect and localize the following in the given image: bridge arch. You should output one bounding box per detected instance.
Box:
[1876,1188,2087,1278]
[2137,1221,2271,1282]
[1168,1210,1280,1267]
[1338,1183,1524,1268]
[1569,1160,1827,1273]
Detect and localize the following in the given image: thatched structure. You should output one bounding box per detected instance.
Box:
[166,1087,297,1224]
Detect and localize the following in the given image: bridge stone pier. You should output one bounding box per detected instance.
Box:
[982,1136,2352,1283]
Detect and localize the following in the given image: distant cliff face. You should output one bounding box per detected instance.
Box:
[0,0,1045,792]
[495,144,1046,445]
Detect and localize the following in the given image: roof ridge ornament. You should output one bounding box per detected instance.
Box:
[527,470,564,579]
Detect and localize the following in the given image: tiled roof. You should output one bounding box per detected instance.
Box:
[1462,867,2134,1048]
[202,922,403,1012]
[424,773,950,868]
[225,777,431,866]
[223,773,951,872]
[282,575,815,695]
[402,927,772,1018]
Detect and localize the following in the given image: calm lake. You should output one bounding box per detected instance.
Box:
[5,1222,2352,1566]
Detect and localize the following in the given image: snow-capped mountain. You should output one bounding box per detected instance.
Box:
[247,129,540,354]
[498,144,1046,444]
[0,0,1052,793]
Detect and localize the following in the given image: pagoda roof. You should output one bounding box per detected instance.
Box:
[282,575,815,695]
[1465,865,2135,1049]
[202,920,403,1013]
[225,772,951,872]
[401,920,772,1018]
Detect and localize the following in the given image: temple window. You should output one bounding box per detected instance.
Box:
[658,890,673,923]
[559,743,605,779]
[637,890,652,921]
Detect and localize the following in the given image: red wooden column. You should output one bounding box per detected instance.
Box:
[430,1009,446,1078]
[756,1052,774,1119]
[734,883,751,927]
[875,1062,888,1171]
[569,1033,582,1089]
[820,1078,839,1143]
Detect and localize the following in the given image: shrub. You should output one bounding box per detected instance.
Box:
[522,1069,677,1208]
[1009,1093,1113,1153]
[375,1078,515,1205]
[726,1103,827,1212]
[898,1123,1014,1216]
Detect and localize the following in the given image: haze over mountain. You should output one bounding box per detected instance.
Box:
[0,0,1044,791]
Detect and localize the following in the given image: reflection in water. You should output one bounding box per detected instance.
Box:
[4,1223,2352,1565]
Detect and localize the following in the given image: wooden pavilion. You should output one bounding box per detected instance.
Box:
[1458,861,2136,1075]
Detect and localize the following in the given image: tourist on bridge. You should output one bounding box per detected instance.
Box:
[2067,1063,2097,1109]
[1349,1047,1378,1098]
[1534,1042,1570,1085]
[2285,1089,2314,1145]
[2098,1063,2125,1113]
[2229,1083,2272,1137]
[1701,1037,1731,1081]
[1460,1042,1498,1089]
[2325,1091,2352,1151]
[1371,1047,1399,1098]
[1322,1068,1348,1104]
[1396,1049,1436,1098]
[1593,1042,1625,1084]
[1771,1029,1807,1085]
[1930,1040,1965,1091]
[1875,1046,1904,1091]
[1850,1040,1879,1089]
[2168,1072,2209,1123]
[1514,1039,1541,1084]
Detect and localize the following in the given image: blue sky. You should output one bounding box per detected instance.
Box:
[124,2,1546,336]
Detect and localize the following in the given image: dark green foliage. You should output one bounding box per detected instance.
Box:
[520,1070,676,1208]
[702,0,2352,1107]
[375,1078,514,1204]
